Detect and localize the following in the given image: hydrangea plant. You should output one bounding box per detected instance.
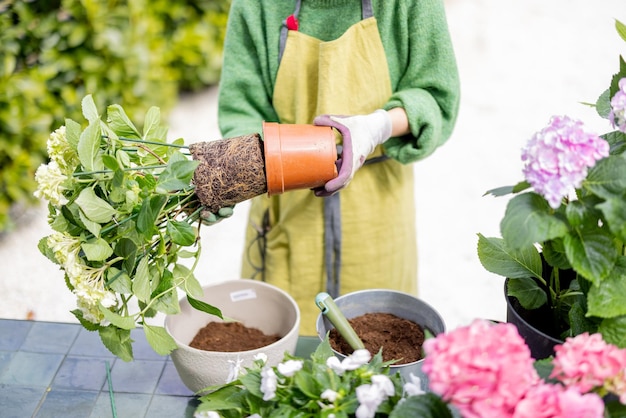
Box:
[36,95,221,361]
[477,20,626,346]
[194,320,626,418]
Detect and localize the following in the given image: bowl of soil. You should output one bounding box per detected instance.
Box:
[165,279,300,394]
[315,289,445,390]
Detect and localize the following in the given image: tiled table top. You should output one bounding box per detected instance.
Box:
[0,319,319,418]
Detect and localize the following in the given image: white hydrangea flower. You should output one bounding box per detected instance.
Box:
[47,232,81,266]
[193,411,220,418]
[260,367,278,401]
[321,388,340,402]
[34,161,69,206]
[226,358,244,383]
[277,359,303,377]
[253,353,268,364]
[47,126,79,173]
[403,373,425,397]
[341,349,371,371]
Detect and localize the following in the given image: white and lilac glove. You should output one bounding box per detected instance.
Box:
[313,109,391,196]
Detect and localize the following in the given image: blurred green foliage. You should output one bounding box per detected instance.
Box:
[0,0,230,232]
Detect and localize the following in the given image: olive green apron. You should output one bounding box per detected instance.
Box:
[242,0,417,335]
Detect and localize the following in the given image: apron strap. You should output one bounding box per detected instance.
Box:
[324,194,341,298]
[279,0,373,63]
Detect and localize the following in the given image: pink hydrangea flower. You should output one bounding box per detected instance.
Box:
[513,383,604,418]
[610,77,626,132]
[551,332,626,402]
[521,115,609,209]
[422,320,539,418]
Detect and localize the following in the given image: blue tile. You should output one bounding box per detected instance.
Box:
[90,391,151,418]
[131,328,164,361]
[0,319,32,351]
[0,352,64,387]
[34,388,98,418]
[53,356,110,391]
[155,361,194,396]
[109,359,165,393]
[69,328,116,358]
[21,321,80,354]
[0,351,15,377]
[0,384,43,418]
[146,394,199,418]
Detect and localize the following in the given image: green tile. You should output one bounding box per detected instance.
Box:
[146,394,199,418]
[90,391,151,418]
[21,322,80,354]
[0,319,32,351]
[34,388,98,418]
[0,384,43,418]
[0,352,64,387]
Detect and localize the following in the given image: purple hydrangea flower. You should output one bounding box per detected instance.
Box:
[521,115,609,209]
[610,77,626,133]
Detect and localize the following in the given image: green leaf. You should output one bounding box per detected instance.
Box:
[389,393,453,418]
[585,155,626,198]
[142,106,161,140]
[106,104,141,138]
[71,309,101,332]
[597,196,626,242]
[167,220,197,246]
[564,230,617,285]
[77,120,102,171]
[587,256,626,318]
[476,234,543,280]
[500,193,569,249]
[137,195,167,237]
[598,314,626,348]
[81,94,99,123]
[81,237,113,261]
[187,295,223,318]
[114,237,137,275]
[156,159,199,193]
[65,118,82,149]
[99,326,133,361]
[75,187,116,224]
[78,210,102,237]
[38,236,59,265]
[107,267,133,294]
[102,154,120,171]
[616,19,626,43]
[98,305,136,330]
[133,257,152,303]
[143,324,178,355]
[533,358,554,381]
[507,277,547,310]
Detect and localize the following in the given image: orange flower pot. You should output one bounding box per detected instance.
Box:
[262,122,338,196]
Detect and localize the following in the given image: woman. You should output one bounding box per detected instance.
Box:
[217,0,460,335]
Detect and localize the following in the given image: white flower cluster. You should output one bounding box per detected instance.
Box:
[47,231,117,325]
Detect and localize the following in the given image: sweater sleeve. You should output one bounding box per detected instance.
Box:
[217,1,283,139]
[379,0,461,164]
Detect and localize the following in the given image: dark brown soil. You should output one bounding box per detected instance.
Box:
[190,321,281,352]
[189,133,267,213]
[328,312,425,364]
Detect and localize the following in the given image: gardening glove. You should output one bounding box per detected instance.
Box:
[313,109,391,196]
[199,206,235,226]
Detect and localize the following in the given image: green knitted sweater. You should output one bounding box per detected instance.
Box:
[217,0,460,164]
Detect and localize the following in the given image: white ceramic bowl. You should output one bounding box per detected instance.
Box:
[165,279,300,393]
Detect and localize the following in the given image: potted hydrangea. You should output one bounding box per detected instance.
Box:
[34,95,335,361]
[193,320,626,418]
[477,19,626,357]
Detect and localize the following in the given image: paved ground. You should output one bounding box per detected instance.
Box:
[1,0,624,331]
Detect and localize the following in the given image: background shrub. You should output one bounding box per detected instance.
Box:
[0,0,230,232]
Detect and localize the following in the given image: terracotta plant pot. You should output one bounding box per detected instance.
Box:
[164,279,300,394]
[262,122,338,195]
[315,289,445,391]
[189,123,338,212]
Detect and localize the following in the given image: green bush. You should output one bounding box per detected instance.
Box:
[0,0,230,232]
